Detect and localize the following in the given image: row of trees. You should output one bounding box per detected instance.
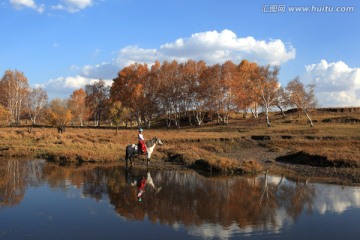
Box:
[110,59,316,128]
[0,60,317,130]
[0,70,48,126]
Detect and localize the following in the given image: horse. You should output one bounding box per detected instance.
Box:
[125,165,162,202]
[125,136,163,167]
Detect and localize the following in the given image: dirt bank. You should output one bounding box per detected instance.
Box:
[1,124,359,185]
[126,137,360,186]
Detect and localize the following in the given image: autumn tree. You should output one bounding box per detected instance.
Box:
[85,79,110,127]
[256,65,280,127]
[220,60,238,124]
[286,77,317,127]
[68,88,88,126]
[0,160,28,207]
[142,61,161,128]
[156,60,184,128]
[0,70,29,125]
[233,60,260,118]
[109,101,131,135]
[44,98,72,133]
[25,87,48,125]
[179,60,207,126]
[200,64,227,124]
[111,63,150,127]
[273,86,290,117]
[128,64,150,126]
[0,104,10,125]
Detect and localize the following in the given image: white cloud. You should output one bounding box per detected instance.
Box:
[40,75,112,99]
[303,60,360,107]
[51,0,93,13]
[80,62,119,79]
[43,29,295,98]
[115,29,296,67]
[116,46,159,67]
[10,0,45,13]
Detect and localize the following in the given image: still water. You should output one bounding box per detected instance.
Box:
[0,159,360,240]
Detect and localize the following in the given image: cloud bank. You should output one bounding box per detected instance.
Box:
[116,29,296,67]
[9,0,93,13]
[51,0,93,13]
[303,60,360,107]
[39,75,112,99]
[10,0,44,13]
[43,29,296,98]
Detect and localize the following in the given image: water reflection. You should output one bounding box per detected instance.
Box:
[0,159,45,207]
[1,159,360,239]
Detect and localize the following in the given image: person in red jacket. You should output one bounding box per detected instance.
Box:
[138,128,147,154]
[137,176,147,201]
[136,172,162,202]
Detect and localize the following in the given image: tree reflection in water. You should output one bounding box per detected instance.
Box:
[0,159,44,207]
[108,167,317,231]
[0,159,317,233]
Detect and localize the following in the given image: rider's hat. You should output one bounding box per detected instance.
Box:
[139,128,143,132]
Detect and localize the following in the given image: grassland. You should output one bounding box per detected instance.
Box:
[1,109,360,185]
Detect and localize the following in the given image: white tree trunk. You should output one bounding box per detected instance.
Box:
[304,110,314,127]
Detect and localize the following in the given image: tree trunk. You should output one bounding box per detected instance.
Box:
[217,114,224,124]
[251,108,258,118]
[195,112,203,126]
[146,119,151,129]
[188,114,193,126]
[277,104,286,117]
[265,107,271,127]
[304,109,314,127]
[166,114,171,129]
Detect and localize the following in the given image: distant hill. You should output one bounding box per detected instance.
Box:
[285,107,360,114]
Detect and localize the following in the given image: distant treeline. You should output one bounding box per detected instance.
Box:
[0,59,318,129]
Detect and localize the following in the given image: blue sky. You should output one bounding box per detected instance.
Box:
[1,0,359,107]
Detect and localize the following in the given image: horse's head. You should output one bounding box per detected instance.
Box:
[155,137,163,145]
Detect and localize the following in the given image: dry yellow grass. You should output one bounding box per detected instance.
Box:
[0,110,359,175]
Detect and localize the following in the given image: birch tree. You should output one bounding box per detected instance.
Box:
[234,60,260,118]
[111,63,149,127]
[180,60,207,126]
[109,101,131,135]
[44,98,72,133]
[286,77,317,127]
[256,65,280,127]
[201,64,231,124]
[68,88,88,126]
[0,70,29,125]
[273,86,290,117]
[85,80,110,127]
[26,87,48,125]
[157,60,183,128]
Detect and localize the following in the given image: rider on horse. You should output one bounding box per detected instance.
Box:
[138,128,147,154]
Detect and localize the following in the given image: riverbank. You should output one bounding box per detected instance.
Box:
[1,111,360,185]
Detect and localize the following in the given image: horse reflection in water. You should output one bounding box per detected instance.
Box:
[125,165,162,202]
[125,137,163,167]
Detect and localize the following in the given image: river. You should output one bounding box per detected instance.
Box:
[0,159,359,239]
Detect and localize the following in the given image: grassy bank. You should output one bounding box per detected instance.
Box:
[1,110,360,183]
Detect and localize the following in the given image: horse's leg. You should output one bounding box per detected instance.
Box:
[146,151,152,165]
